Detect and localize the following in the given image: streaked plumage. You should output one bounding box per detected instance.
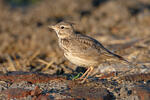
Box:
[49,21,131,83]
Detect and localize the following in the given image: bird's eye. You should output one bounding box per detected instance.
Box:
[60,26,64,29]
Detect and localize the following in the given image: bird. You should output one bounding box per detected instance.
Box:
[48,21,132,83]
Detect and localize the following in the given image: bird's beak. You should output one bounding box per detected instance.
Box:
[48,25,56,30]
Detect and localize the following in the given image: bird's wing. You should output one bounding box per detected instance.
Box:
[70,35,113,61]
[71,34,130,63]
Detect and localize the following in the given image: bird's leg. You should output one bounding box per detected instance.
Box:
[78,67,91,80]
[80,66,94,83]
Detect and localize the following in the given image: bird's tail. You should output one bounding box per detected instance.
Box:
[111,52,139,69]
[112,53,134,65]
[104,47,136,66]
[100,43,137,66]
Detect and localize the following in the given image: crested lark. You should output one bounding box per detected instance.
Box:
[49,21,131,83]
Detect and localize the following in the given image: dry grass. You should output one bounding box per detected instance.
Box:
[0,0,149,75]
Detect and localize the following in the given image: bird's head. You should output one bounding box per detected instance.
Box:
[49,21,75,38]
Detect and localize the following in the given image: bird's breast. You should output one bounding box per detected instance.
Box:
[59,38,70,52]
[64,52,99,67]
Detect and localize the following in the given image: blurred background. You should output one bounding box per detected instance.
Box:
[0,0,150,75]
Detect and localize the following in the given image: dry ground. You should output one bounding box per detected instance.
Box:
[0,0,150,99]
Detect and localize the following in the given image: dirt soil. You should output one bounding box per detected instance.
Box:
[0,0,150,99]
